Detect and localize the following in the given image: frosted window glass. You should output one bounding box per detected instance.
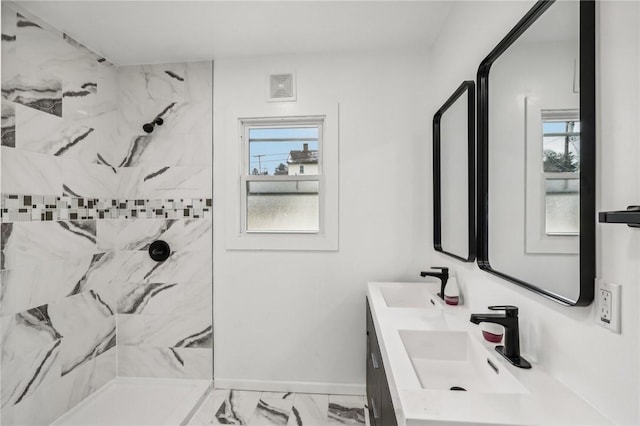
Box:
[545,178,579,235]
[246,180,319,232]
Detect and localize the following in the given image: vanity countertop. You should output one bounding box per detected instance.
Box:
[367,281,612,426]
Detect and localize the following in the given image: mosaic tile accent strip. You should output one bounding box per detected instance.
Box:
[1,194,212,222]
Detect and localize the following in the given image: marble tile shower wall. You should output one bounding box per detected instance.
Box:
[1,8,119,426]
[113,61,213,381]
[0,4,213,425]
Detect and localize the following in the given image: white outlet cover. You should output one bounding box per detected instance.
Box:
[595,279,621,333]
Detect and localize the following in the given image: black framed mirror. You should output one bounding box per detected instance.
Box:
[433,81,475,262]
[477,0,595,306]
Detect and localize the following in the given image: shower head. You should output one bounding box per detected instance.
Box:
[142,117,164,134]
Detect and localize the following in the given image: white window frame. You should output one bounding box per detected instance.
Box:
[222,102,339,251]
[524,98,579,254]
[240,116,323,235]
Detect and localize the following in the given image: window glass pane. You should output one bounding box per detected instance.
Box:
[542,121,566,133]
[246,180,319,232]
[545,178,579,235]
[542,120,580,173]
[248,127,319,176]
[249,127,318,140]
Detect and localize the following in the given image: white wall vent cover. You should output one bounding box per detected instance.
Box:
[267,73,296,102]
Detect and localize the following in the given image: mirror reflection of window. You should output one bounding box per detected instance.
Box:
[541,111,580,235]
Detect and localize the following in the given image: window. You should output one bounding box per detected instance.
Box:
[224,103,338,251]
[524,98,578,254]
[541,111,580,236]
[241,117,323,233]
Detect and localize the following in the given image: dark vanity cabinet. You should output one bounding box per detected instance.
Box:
[366,299,398,426]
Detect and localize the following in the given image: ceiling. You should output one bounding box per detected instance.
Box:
[15,1,453,66]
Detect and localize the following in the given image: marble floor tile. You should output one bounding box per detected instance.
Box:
[262,391,295,400]
[288,394,329,426]
[188,389,368,426]
[247,397,293,426]
[214,390,261,425]
[327,395,366,425]
[33,384,368,426]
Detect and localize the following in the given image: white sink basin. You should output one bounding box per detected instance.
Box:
[380,285,441,309]
[399,330,528,394]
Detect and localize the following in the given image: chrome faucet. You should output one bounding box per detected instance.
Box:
[419,267,449,300]
[470,305,531,369]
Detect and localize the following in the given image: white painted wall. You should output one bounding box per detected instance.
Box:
[427,1,639,424]
[213,50,430,393]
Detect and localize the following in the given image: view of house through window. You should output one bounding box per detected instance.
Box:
[242,120,322,233]
[542,112,580,235]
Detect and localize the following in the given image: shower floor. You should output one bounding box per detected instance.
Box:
[49,378,370,426]
[51,378,212,426]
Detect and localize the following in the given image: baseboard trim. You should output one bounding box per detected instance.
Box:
[213,378,365,396]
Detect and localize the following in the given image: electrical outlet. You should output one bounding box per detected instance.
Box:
[596,279,621,333]
[599,289,611,322]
